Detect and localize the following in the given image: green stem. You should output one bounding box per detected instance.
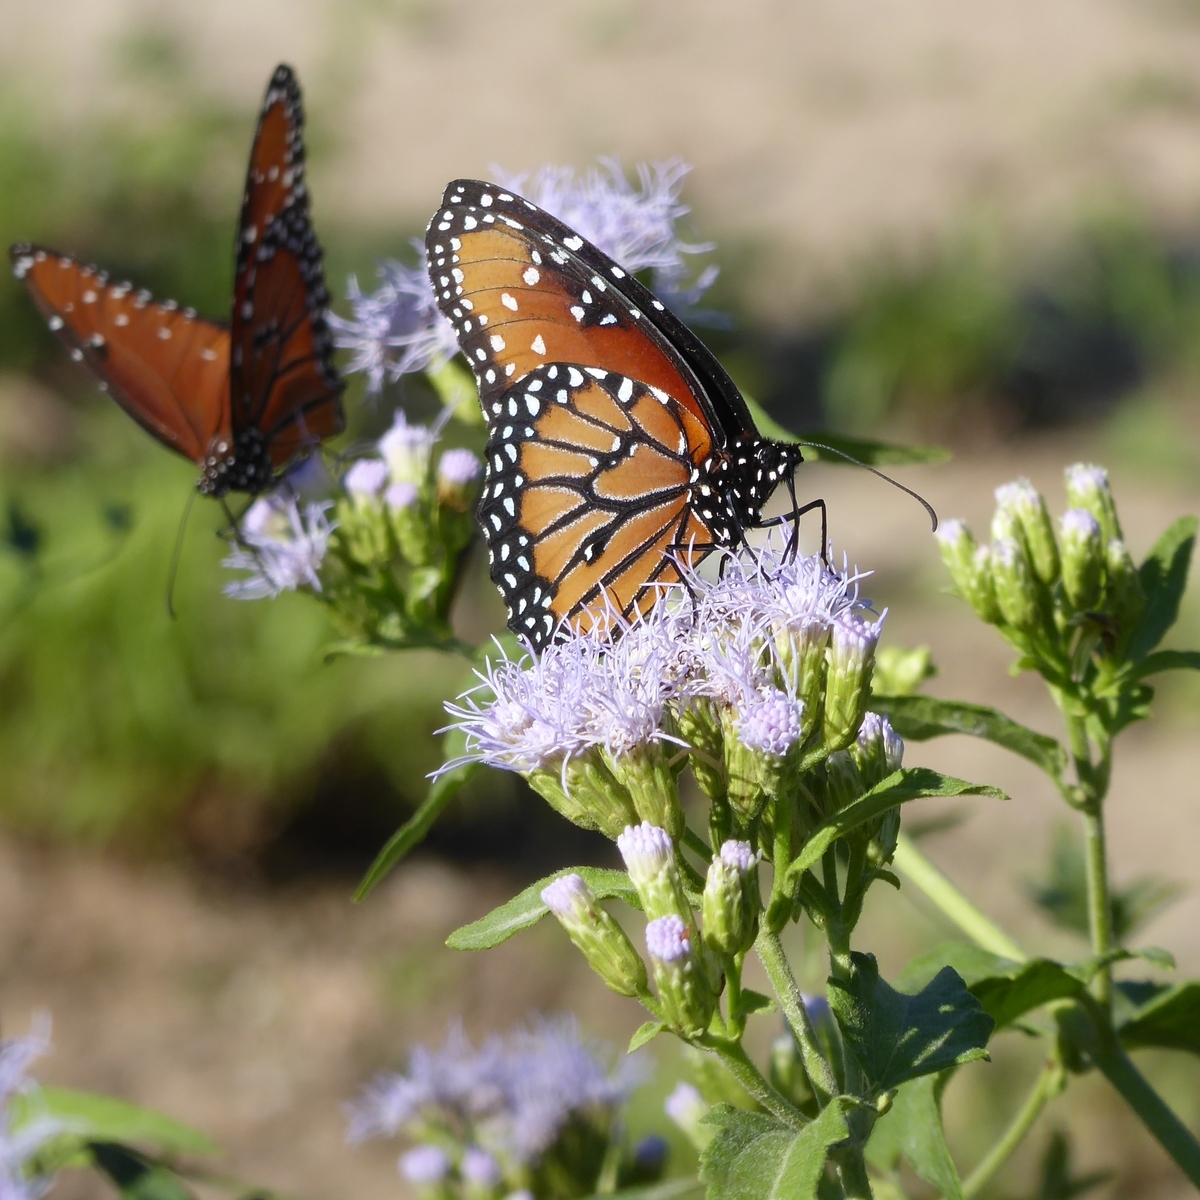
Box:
[1093,1040,1200,1187]
[701,1036,805,1127]
[891,835,1027,960]
[963,1061,1061,1197]
[831,1143,874,1199]
[1082,806,1114,1009]
[755,929,839,1103]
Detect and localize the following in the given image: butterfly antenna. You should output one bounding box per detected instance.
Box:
[165,489,199,620]
[794,441,939,532]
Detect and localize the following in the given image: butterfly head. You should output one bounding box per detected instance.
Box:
[720,436,804,527]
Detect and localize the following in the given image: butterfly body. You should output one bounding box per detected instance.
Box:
[11,64,343,497]
[426,179,803,647]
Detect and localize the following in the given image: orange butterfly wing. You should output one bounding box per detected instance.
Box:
[479,364,718,644]
[230,65,342,470]
[11,246,230,464]
[10,64,342,496]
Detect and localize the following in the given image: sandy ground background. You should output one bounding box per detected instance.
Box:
[1,1,1200,1198]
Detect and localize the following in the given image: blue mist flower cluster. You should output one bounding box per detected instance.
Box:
[346,1019,648,1199]
[0,1015,62,1200]
[330,159,719,395]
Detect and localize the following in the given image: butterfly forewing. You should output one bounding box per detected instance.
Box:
[230,65,342,463]
[480,364,714,646]
[11,246,230,463]
[426,180,750,451]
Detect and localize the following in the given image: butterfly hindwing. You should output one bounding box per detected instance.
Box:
[10,245,230,463]
[480,363,718,645]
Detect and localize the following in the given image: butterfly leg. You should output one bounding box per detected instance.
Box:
[758,495,828,564]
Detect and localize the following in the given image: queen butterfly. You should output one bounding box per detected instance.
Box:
[425,179,809,648]
[9,64,343,497]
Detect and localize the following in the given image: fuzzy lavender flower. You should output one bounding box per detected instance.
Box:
[222,495,335,600]
[735,688,802,758]
[329,255,461,392]
[461,1147,502,1187]
[343,458,389,500]
[645,915,691,963]
[437,448,483,488]
[348,1019,642,1170]
[0,1015,62,1200]
[385,481,419,511]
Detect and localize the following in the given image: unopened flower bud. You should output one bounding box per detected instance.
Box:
[735,689,802,797]
[541,873,648,997]
[995,478,1060,585]
[617,823,694,928]
[461,1147,502,1191]
[385,480,432,565]
[645,916,715,1036]
[1105,538,1146,648]
[701,840,761,956]
[664,1082,713,1150]
[678,699,726,804]
[380,411,435,487]
[528,751,638,839]
[1060,509,1104,612]
[813,749,866,816]
[823,615,881,750]
[935,521,1000,623]
[850,712,904,789]
[773,619,830,742]
[606,742,684,839]
[436,448,482,511]
[400,1145,451,1188]
[344,457,389,505]
[1065,463,1122,543]
[990,538,1040,631]
[719,705,766,821]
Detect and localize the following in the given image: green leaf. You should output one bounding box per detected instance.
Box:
[1130,648,1200,681]
[355,728,479,901]
[88,1144,194,1200]
[828,953,993,1094]
[699,1101,850,1200]
[629,1021,668,1053]
[739,989,777,1016]
[9,1088,215,1157]
[866,1074,963,1200]
[1118,981,1200,1056]
[741,397,949,465]
[898,942,1089,1029]
[869,694,1068,785]
[1128,516,1197,662]
[446,866,640,950]
[785,769,1006,890]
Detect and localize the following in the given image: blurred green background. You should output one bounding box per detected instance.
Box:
[2,4,1200,1199]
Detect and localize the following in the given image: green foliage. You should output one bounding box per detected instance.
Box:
[1012,1131,1111,1200]
[866,1074,963,1200]
[447,868,642,951]
[699,1102,849,1200]
[826,954,993,1095]
[1025,824,1183,942]
[1116,981,1200,1056]
[87,1144,195,1200]
[0,426,450,844]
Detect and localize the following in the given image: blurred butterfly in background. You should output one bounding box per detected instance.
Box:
[10,64,343,499]
[425,179,812,648]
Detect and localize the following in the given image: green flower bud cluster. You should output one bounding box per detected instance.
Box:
[321,409,483,649]
[937,465,1146,671]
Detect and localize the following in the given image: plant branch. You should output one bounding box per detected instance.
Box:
[891,835,1027,960]
[754,929,839,1103]
[698,1034,805,1128]
[1081,805,1114,1009]
[963,1060,1062,1197]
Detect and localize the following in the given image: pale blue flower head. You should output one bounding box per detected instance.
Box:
[222,495,335,600]
[343,457,388,499]
[379,409,436,486]
[0,1014,63,1200]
